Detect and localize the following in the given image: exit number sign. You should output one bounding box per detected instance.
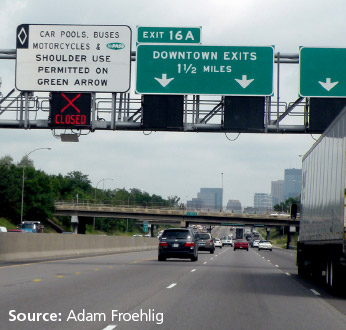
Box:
[137,26,201,44]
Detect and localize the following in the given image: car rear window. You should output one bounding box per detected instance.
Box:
[162,230,190,239]
[196,234,210,239]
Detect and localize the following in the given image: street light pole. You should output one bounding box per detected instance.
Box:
[94,178,115,201]
[93,178,115,229]
[221,172,224,212]
[20,147,51,223]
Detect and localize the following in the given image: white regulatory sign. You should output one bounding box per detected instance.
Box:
[15,24,132,92]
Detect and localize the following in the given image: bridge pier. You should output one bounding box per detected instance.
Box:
[150,224,155,237]
[180,220,188,228]
[266,227,270,240]
[286,231,292,249]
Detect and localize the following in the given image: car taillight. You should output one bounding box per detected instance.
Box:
[210,240,213,244]
[159,242,168,247]
[185,242,195,247]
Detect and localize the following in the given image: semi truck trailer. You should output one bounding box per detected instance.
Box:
[235,227,244,240]
[297,108,346,291]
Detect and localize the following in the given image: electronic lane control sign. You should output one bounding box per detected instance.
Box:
[16,24,132,93]
[49,92,91,128]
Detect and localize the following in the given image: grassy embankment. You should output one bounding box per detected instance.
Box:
[257,227,298,248]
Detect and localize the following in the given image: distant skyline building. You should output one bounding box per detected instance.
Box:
[254,193,272,213]
[226,200,242,213]
[271,180,285,206]
[284,168,302,200]
[187,188,223,211]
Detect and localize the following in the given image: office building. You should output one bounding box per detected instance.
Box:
[254,193,272,213]
[187,188,223,211]
[271,180,285,206]
[226,200,242,213]
[284,168,302,200]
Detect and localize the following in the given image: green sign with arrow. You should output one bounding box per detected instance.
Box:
[136,45,274,96]
[299,47,346,97]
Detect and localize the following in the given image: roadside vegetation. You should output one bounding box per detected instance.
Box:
[258,227,298,248]
[0,155,180,235]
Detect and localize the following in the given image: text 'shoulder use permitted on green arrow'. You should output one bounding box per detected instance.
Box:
[300,47,346,98]
[136,45,274,96]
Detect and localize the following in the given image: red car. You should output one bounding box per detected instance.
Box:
[234,239,249,251]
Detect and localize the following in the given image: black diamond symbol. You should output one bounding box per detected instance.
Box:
[18,27,27,45]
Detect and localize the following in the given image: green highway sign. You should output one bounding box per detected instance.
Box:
[300,47,346,97]
[186,212,198,216]
[137,26,201,44]
[143,221,148,233]
[136,45,274,95]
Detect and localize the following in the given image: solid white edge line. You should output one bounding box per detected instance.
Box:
[191,269,196,272]
[167,283,177,289]
[310,289,321,296]
[103,325,117,330]
[285,272,291,276]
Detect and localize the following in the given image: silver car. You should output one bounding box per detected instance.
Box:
[195,233,215,254]
[258,240,272,251]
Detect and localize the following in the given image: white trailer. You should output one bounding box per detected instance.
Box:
[298,107,346,291]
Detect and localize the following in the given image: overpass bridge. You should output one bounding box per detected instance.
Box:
[54,201,299,233]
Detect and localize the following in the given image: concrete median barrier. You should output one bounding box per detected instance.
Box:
[0,233,158,262]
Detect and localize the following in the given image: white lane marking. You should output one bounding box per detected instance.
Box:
[285,272,291,276]
[310,289,321,296]
[203,262,207,264]
[275,265,279,268]
[103,325,117,330]
[210,258,214,260]
[191,269,196,272]
[262,257,265,259]
[167,283,177,289]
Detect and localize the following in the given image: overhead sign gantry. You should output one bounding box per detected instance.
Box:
[15,24,132,93]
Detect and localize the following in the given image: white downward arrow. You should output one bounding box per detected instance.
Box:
[154,74,174,87]
[235,75,254,89]
[318,78,338,91]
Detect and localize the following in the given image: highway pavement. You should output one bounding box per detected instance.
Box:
[1,229,346,330]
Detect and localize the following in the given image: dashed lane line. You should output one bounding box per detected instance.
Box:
[310,289,321,296]
[103,325,117,330]
[167,283,177,289]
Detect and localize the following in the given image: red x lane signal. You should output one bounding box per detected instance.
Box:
[60,93,81,113]
[50,92,91,128]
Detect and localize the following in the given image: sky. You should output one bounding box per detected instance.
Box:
[0,0,344,207]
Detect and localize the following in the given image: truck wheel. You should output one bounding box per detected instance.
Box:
[297,259,308,278]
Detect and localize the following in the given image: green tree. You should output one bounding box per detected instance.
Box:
[0,155,13,167]
[18,155,34,167]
